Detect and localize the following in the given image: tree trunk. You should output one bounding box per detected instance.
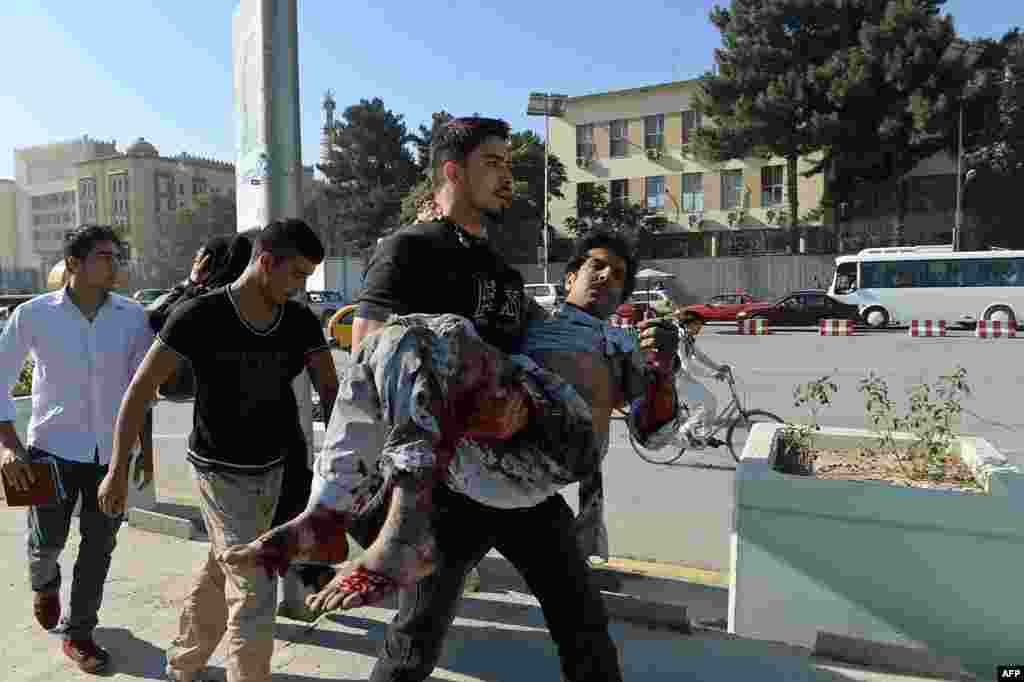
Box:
[890,177,907,247]
[787,154,800,253]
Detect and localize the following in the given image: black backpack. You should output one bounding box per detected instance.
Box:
[146,284,204,402]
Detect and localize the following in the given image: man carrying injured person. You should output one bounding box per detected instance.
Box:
[222,230,680,682]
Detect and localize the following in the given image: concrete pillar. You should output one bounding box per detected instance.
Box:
[710,233,719,258]
[233,0,316,616]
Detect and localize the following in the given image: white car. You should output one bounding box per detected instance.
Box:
[524,283,566,311]
[626,289,676,316]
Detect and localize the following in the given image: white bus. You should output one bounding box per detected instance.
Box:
[828,245,1024,328]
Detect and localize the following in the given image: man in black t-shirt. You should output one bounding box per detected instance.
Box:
[98,219,340,682]
[221,117,674,682]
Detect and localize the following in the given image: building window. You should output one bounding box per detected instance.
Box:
[646,176,665,210]
[644,114,664,150]
[682,110,702,145]
[721,170,744,210]
[577,182,595,216]
[179,183,185,195]
[610,179,628,205]
[761,166,784,206]
[681,173,704,212]
[610,120,629,158]
[576,124,594,160]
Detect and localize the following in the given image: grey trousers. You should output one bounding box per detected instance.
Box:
[26,447,123,641]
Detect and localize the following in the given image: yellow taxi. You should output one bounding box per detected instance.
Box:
[327,304,358,350]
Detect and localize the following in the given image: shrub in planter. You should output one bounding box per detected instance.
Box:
[776,366,980,492]
[13,357,32,398]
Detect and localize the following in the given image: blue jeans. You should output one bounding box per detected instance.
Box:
[367,485,622,682]
[26,447,123,640]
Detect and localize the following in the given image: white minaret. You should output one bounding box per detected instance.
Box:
[319,90,336,179]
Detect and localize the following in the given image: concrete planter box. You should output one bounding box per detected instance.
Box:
[729,423,1023,677]
[12,396,156,513]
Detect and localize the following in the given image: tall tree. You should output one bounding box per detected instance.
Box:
[965,30,1024,178]
[318,98,419,248]
[564,183,667,250]
[696,0,967,252]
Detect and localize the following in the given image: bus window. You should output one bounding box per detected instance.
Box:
[834,262,858,293]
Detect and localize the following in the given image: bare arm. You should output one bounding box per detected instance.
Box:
[306,349,339,425]
[351,316,387,354]
[99,339,181,515]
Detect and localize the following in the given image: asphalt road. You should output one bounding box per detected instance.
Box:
[151,329,1024,572]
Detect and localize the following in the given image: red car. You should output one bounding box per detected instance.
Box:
[681,291,766,322]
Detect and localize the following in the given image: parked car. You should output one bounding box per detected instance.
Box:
[681,291,767,322]
[303,290,345,326]
[133,289,168,305]
[524,283,566,311]
[626,289,676,317]
[328,303,358,350]
[736,289,860,326]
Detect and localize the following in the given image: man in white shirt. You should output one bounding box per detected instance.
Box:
[0,225,155,674]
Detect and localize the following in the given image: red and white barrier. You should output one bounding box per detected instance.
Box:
[820,319,856,336]
[737,319,769,335]
[976,320,1017,338]
[909,320,946,337]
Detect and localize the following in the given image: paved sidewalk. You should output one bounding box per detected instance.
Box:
[0,507,974,682]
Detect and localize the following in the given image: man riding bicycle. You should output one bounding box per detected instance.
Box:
[676,310,730,449]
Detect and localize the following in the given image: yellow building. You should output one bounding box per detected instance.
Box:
[547,80,825,252]
[75,138,235,287]
[0,179,17,264]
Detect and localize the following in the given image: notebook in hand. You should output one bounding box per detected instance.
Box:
[2,461,61,507]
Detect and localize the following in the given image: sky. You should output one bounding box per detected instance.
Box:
[0,0,1019,181]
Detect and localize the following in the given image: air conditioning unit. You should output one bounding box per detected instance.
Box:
[576,156,592,169]
[646,148,662,161]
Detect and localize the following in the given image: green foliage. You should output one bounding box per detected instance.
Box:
[697,0,977,250]
[858,367,971,480]
[564,184,667,252]
[13,357,32,397]
[318,98,420,248]
[781,374,839,469]
[965,30,1024,178]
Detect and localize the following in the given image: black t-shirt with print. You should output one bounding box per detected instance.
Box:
[159,286,329,473]
[358,219,527,354]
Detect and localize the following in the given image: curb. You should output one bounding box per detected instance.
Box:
[129,500,709,634]
[127,506,201,540]
[813,632,978,681]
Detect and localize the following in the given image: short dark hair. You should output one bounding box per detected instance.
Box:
[64,225,124,262]
[203,231,258,289]
[564,231,639,301]
[252,219,325,266]
[430,117,511,189]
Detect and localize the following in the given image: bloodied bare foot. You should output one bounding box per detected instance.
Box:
[305,475,437,613]
[219,504,351,578]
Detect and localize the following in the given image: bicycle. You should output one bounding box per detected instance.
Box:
[627,368,782,465]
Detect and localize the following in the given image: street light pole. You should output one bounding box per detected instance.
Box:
[954,103,964,252]
[942,39,985,252]
[527,92,568,285]
[543,112,550,283]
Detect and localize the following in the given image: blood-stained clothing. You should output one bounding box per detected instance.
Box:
[309,310,678,524]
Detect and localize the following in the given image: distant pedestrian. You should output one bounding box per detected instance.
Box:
[0,225,155,673]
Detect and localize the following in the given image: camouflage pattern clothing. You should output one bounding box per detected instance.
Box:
[309,311,679,547]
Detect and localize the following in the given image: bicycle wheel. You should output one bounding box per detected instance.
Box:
[726,409,783,462]
[628,429,686,465]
